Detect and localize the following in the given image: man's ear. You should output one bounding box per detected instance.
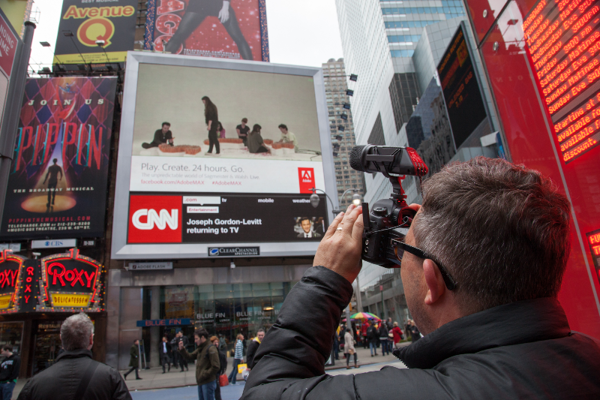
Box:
[423,259,446,305]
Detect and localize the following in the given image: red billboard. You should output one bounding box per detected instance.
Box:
[145,0,269,61]
[0,10,18,78]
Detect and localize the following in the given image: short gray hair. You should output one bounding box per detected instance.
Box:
[60,313,94,351]
[413,157,571,313]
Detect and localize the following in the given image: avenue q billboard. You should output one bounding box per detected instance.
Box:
[0,77,118,240]
[112,52,336,259]
[53,0,138,64]
[144,0,269,61]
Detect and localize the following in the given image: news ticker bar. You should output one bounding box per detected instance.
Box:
[525,0,600,163]
[126,192,330,244]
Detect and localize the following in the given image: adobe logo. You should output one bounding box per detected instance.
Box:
[298,168,315,194]
[128,195,182,243]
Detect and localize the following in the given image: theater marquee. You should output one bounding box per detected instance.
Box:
[0,249,105,314]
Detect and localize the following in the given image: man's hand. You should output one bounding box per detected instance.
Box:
[219,1,230,23]
[313,204,364,283]
[178,341,184,350]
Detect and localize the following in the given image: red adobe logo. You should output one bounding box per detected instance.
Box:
[128,195,182,243]
[298,168,315,194]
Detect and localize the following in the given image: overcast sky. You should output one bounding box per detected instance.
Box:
[28,0,344,72]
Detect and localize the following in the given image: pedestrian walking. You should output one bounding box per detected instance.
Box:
[171,331,189,372]
[228,334,244,385]
[391,322,404,349]
[211,336,227,400]
[0,345,20,400]
[379,322,390,356]
[344,329,358,369]
[367,323,378,356]
[246,329,265,370]
[360,322,369,349]
[123,339,141,380]
[17,313,130,400]
[158,336,171,373]
[178,329,220,400]
[410,320,421,343]
[386,317,393,331]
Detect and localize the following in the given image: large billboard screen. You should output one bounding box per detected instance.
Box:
[53,0,138,64]
[438,23,489,149]
[145,0,269,61]
[112,52,336,259]
[523,0,600,164]
[0,77,118,239]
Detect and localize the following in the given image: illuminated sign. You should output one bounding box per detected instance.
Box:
[524,0,600,163]
[587,229,600,285]
[437,23,490,150]
[0,250,25,314]
[38,248,104,313]
[136,318,192,327]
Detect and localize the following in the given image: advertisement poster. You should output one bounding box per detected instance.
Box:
[165,287,195,319]
[53,0,138,64]
[148,0,268,61]
[125,62,328,245]
[0,77,118,240]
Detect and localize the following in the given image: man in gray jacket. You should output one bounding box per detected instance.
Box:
[18,313,131,400]
[242,157,600,399]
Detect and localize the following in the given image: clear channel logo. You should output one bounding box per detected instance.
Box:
[209,248,220,256]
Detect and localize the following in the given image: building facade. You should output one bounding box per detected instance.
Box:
[335,0,501,326]
[322,58,365,208]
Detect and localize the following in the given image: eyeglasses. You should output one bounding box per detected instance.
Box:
[390,238,457,291]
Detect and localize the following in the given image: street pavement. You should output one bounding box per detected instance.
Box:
[129,345,409,400]
[9,343,411,399]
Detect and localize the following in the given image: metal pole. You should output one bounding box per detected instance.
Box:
[0,21,36,227]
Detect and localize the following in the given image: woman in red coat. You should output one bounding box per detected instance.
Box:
[391,322,403,349]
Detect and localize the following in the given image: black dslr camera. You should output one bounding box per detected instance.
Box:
[349,145,429,268]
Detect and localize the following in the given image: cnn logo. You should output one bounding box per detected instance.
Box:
[128,196,182,243]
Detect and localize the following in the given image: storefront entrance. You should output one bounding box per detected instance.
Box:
[32,321,62,376]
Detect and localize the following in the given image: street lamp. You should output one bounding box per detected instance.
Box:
[339,189,362,207]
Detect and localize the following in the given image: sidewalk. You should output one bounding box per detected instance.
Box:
[124,342,410,392]
[10,342,411,398]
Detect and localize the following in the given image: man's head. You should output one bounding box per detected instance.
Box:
[278,124,288,133]
[134,339,139,345]
[194,329,209,346]
[237,333,244,341]
[162,336,168,342]
[300,218,312,233]
[52,158,57,164]
[210,336,219,347]
[162,122,171,133]
[242,118,248,125]
[177,331,182,337]
[257,329,265,341]
[402,157,571,335]
[1,345,13,357]
[60,313,94,351]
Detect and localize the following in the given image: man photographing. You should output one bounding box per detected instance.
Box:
[242,157,600,399]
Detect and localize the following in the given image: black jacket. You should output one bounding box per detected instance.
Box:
[366,325,378,341]
[378,324,389,339]
[158,341,171,356]
[17,350,131,400]
[217,348,227,375]
[246,339,260,369]
[242,266,600,400]
[0,354,20,382]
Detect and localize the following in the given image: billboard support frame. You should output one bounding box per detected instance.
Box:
[112,51,337,260]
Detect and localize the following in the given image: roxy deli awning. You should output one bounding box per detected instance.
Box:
[0,249,105,314]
